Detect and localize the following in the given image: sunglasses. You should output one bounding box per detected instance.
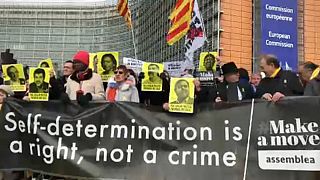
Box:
[114,70,124,75]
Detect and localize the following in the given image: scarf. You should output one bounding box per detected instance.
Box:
[310,67,320,80]
[270,67,281,78]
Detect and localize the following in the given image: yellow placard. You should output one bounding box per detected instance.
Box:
[199,52,218,72]
[97,52,119,82]
[169,78,195,113]
[2,64,26,92]
[141,62,163,92]
[38,58,56,76]
[38,58,54,69]
[28,67,50,101]
[89,53,97,71]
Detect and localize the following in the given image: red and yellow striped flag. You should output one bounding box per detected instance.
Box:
[117,0,132,29]
[166,0,194,45]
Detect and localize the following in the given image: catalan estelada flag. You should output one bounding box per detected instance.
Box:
[166,0,194,45]
[117,0,132,29]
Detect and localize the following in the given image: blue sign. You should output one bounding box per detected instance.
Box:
[261,0,298,71]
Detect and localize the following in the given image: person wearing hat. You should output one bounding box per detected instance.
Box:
[215,62,254,102]
[65,50,105,105]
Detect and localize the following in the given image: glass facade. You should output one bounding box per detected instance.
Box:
[0,0,218,70]
[0,1,134,69]
[132,0,219,64]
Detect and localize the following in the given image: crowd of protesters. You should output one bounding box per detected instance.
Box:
[0,51,319,179]
[0,51,319,110]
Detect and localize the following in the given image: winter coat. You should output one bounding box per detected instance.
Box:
[106,81,139,103]
[256,69,303,97]
[304,78,320,96]
[216,81,254,102]
[66,70,105,101]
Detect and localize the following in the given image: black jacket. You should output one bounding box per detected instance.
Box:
[196,80,254,103]
[256,70,303,97]
[138,78,170,106]
[216,81,254,102]
[304,78,320,96]
[28,77,63,100]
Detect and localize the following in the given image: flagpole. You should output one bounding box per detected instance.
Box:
[130,26,138,60]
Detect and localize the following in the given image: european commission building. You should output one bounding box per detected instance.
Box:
[0,0,218,69]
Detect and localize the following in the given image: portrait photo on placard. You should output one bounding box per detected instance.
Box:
[38,58,54,69]
[97,52,119,82]
[28,67,50,101]
[169,77,195,113]
[2,64,26,91]
[199,52,218,72]
[141,62,163,91]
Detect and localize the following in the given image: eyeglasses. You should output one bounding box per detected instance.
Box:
[114,70,124,75]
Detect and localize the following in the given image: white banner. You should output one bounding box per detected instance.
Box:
[123,57,144,74]
[183,0,207,70]
[164,61,184,77]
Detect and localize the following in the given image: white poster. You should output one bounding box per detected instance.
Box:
[123,57,144,74]
[164,61,184,77]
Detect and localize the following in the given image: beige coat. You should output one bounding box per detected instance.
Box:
[66,73,105,101]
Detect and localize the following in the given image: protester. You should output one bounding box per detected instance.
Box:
[0,85,24,179]
[138,71,170,106]
[0,85,13,109]
[299,62,320,96]
[23,68,63,100]
[57,60,74,90]
[127,68,137,85]
[250,73,262,93]
[298,61,319,87]
[162,70,170,82]
[162,78,201,111]
[215,62,254,102]
[65,51,105,105]
[105,65,139,102]
[256,54,303,102]
[238,68,250,84]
